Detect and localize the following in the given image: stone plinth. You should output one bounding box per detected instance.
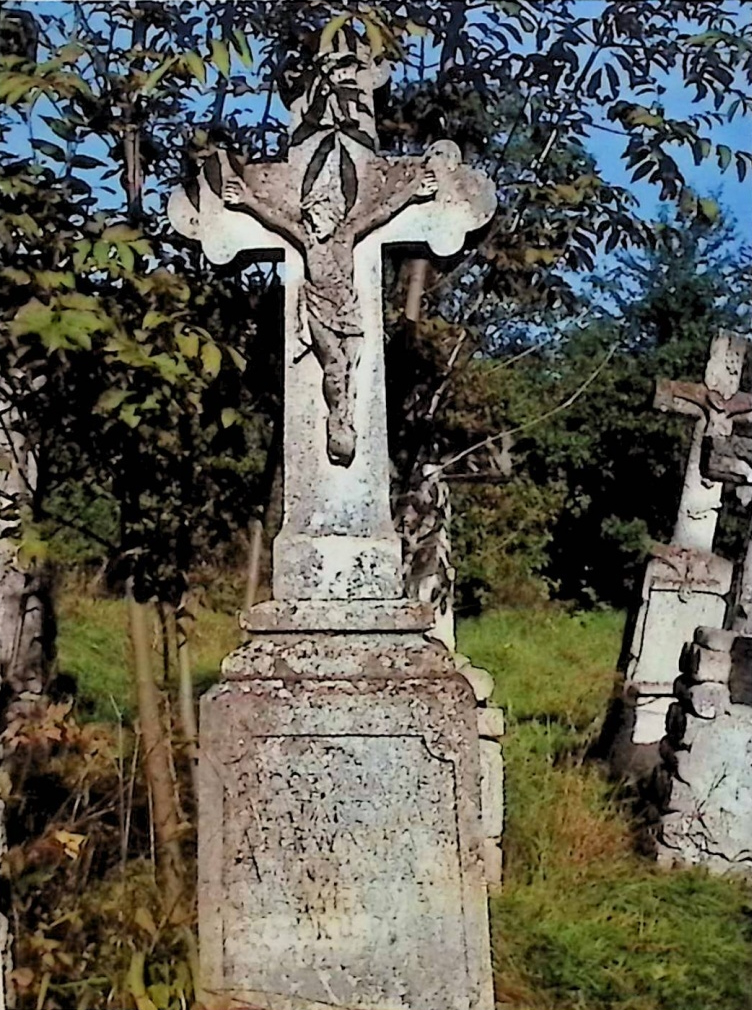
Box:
[623,546,733,743]
[198,635,494,1010]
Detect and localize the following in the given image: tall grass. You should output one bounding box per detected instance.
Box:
[57,594,239,721]
[58,598,752,1008]
[459,608,752,1010]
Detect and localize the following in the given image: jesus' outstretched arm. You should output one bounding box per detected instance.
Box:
[220,157,307,250]
[354,164,438,241]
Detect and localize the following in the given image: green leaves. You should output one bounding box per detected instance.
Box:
[10,293,115,352]
[141,55,178,95]
[200,340,221,378]
[210,39,230,79]
[182,51,206,85]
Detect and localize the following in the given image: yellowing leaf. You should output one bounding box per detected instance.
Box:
[405,19,429,36]
[227,346,246,372]
[221,407,240,428]
[522,247,563,266]
[231,29,253,68]
[134,905,158,937]
[53,830,86,860]
[320,13,352,51]
[9,298,53,338]
[183,50,206,85]
[148,982,171,1009]
[176,331,199,358]
[96,389,131,413]
[127,952,158,1010]
[210,39,231,78]
[626,107,663,128]
[142,55,177,94]
[699,196,720,222]
[201,340,222,378]
[364,19,385,57]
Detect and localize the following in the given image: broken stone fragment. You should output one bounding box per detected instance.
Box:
[477,706,506,739]
[480,739,504,839]
[459,662,495,703]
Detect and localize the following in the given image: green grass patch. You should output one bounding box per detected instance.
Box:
[459,607,752,1010]
[57,594,240,722]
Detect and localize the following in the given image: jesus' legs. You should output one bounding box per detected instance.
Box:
[308,322,361,467]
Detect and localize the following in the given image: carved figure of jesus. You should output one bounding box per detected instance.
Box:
[222,154,439,467]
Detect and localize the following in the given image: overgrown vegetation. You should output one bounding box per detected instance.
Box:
[459,610,752,1010]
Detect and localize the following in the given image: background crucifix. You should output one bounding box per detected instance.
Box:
[654,330,752,552]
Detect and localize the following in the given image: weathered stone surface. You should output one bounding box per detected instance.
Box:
[659,679,752,873]
[623,547,733,743]
[631,693,673,747]
[169,44,496,602]
[240,599,433,634]
[479,739,504,841]
[198,646,493,1010]
[618,333,749,751]
[483,838,503,890]
[477,707,506,739]
[458,663,495,703]
[654,332,751,550]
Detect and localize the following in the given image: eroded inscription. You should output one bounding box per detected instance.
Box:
[221,735,468,1009]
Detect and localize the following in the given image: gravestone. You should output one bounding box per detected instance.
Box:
[657,425,752,871]
[620,332,751,746]
[169,34,500,1010]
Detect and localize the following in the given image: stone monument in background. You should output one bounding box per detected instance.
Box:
[619,331,751,747]
[613,330,752,871]
[170,31,501,1010]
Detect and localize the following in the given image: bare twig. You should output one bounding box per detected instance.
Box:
[438,341,619,474]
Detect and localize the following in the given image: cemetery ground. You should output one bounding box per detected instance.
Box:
[19,586,750,1010]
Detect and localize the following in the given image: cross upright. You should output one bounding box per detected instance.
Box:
[654,331,752,552]
[169,34,496,608]
[702,426,752,634]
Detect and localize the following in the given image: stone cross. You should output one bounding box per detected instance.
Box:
[654,331,752,551]
[703,431,752,634]
[620,332,750,746]
[169,40,496,606]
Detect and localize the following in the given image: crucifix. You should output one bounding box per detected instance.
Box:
[702,428,752,634]
[169,38,496,605]
[654,330,752,552]
[622,332,751,745]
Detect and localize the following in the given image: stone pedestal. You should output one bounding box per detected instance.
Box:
[622,546,733,743]
[198,631,495,1010]
[657,628,752,872]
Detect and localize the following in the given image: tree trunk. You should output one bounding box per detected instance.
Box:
[174,593,199,799]
[0,394,45,700]
[0,387,50,1009]
[127,585,189,923]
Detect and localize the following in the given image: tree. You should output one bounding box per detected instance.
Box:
[519,207,751,607]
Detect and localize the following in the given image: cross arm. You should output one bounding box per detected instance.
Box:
[655,379,752,420]
[654,379,707,417]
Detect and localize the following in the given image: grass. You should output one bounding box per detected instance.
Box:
[57,593,240,722]
[56,595,752,1008]
[459,607,752,1010]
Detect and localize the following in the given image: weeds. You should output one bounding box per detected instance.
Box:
[459,607,752,1010]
